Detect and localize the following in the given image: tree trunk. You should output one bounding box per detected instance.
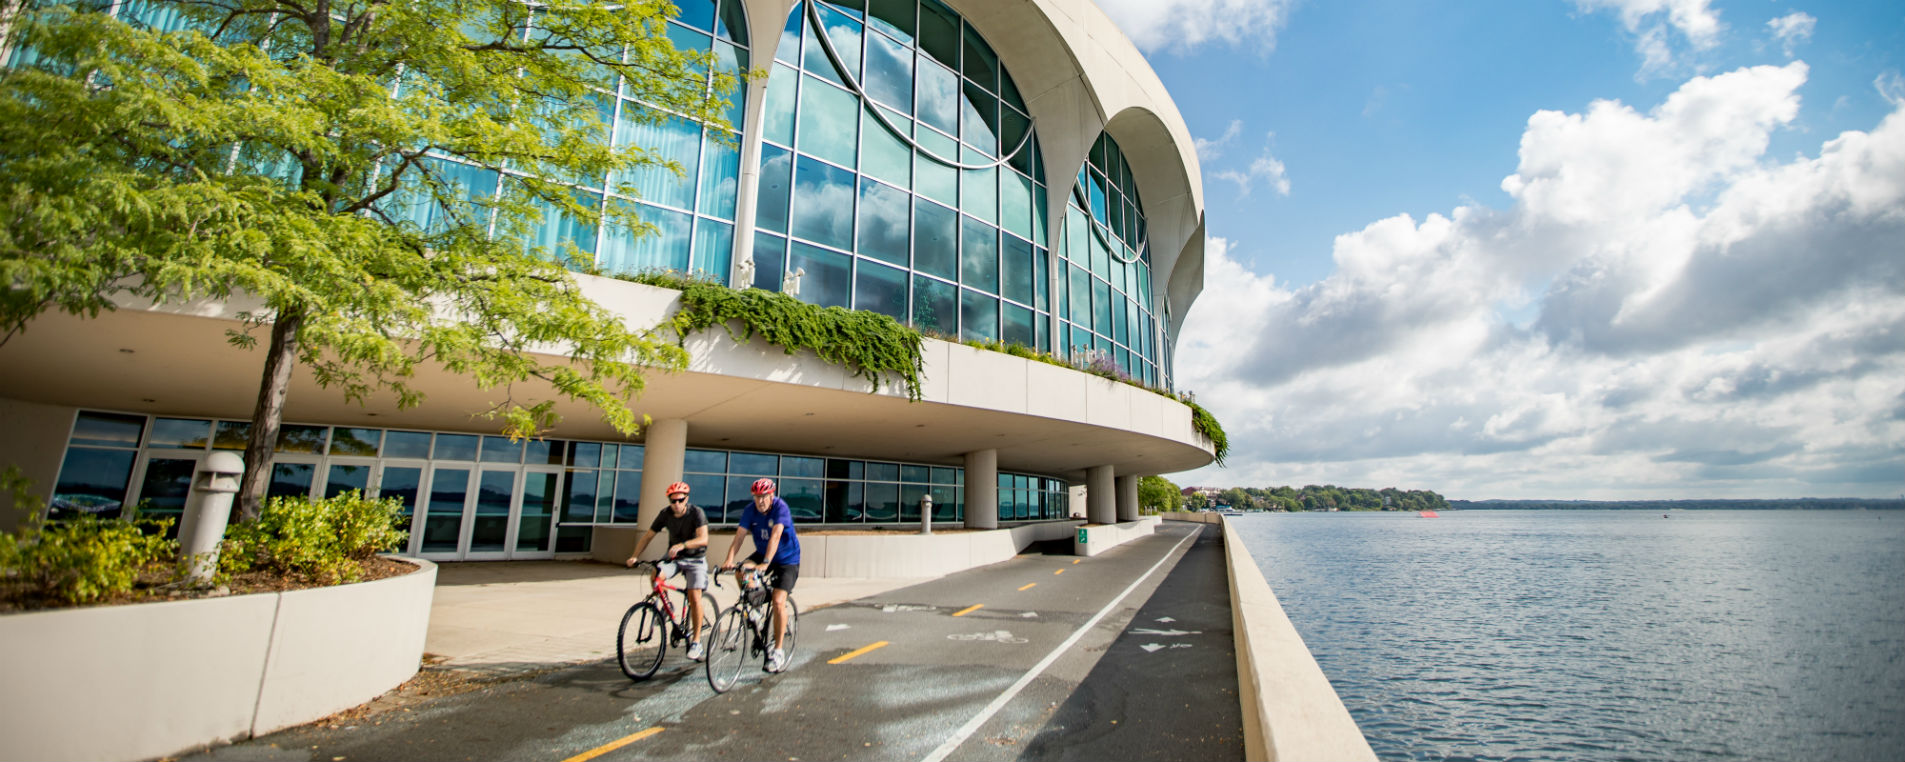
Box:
[235,308,304,522]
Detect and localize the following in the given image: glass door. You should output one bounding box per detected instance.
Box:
[372,462,427,555]
[463,469,518,560]
[420,466,472,559]
[513,469,562,559]
[129,451,202,539]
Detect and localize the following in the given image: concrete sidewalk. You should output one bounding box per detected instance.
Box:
[425,560,929,673]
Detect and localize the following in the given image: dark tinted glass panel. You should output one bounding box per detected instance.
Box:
[613,470,642,522]
[324,463,372,499]
[383,430,432,459]
[1002,233,1033,304]
[570,442,603,468]
[480,436,524,464]
[674,0,715,31]
[854,259,908,320]
[380,466,423,519]
[825,480,861,522]
[134,458,195,531]
[731,452,778,475]
[754,232,788,290]
[913,198,956,279]
[901,464,929,483]
[470,470,513,551]
[930,466,958,484]
[932,484,959,521]
[960,80,996,154]
[213,421,251,450]
[424,467,470,552]
[518,472,559,552]
[916,0,957,69]
[267,462,315,501]
[792,157,855,250]
[148,418,211,449]
[857,179,910,265]
[912,275,956,335]
[684,449,728,473]
[863,481,899,521]
[435,434,479,461]
[789,241,851,309]
[780,478,824,521]
[67,411,143,450]
[716,0,748,40]
[526,439,565,465]
[1002,303,1033,347]
[329,427,382,456]
[827,459,862,479]
[960,289,997,341]
[50,448,135,520]
[782,456,824,478]
[960,216,997,293]
[725,476,760,521]
[616,444,647,470]
[757,145,794,234]
[556,525,593,553]
[564,469,598,522]
[867,0,914,42]
[866,461,900,481]
[597,471,616,522]
[961,23,997,92]
[685,473,727,522]
[899,482,926,522]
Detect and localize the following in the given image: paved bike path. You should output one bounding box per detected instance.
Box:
[179,522,1240,762]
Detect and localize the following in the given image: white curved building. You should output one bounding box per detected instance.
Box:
[0,0,1210,564]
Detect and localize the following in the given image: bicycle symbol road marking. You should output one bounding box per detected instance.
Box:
[947,630,1028,644]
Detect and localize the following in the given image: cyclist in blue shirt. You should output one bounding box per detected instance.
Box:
[720,477,800,672]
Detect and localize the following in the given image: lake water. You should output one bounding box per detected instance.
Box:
[1229,510,1905,762]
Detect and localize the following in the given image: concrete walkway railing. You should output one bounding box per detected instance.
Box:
[0,558,436,762]
[1166,513,1377,762]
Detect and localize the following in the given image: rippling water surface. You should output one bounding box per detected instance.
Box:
[1229,510,1905,762]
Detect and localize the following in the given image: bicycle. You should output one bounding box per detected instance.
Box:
[617,559,719,681]
[705,565,800,693]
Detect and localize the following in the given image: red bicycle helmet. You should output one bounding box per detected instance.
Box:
[664,481,690,497]
[750,478,776,495]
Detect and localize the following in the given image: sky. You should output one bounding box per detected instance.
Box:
[1091,0,1905,500]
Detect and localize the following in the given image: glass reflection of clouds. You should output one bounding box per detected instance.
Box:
[1057,133,1166,389]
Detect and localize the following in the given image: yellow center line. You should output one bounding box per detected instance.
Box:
[1072,559,1081,564]
[1017,583,1036,591]
[1054,568,1065,575]
[563,727,664,762]
[952,603,984,617]
[828,640,891,664]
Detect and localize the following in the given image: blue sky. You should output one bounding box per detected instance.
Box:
[1093,0,1905,499]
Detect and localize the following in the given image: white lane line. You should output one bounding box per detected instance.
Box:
[918,529,1197,762]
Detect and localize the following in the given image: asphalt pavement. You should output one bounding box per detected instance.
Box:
[176,522,1241,762]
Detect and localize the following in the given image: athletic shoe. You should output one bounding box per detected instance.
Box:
[766,647,786,673]
[687,641,704,661]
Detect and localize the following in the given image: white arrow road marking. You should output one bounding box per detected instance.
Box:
[827,623,850,632]
[881,604,938,613]
[1131,628,1203,636]
[1140,644,1165,653]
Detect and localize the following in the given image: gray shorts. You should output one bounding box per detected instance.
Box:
[670,557,709,591]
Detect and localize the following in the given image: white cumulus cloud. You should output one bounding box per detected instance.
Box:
[1572,0,1726,79]
[1767,12,1816,58]
[1173,62,1905,499]
[1092,0,1296,53]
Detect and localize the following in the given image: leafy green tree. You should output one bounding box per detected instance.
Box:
[1137,475,1181,515]
[1,0,739,518]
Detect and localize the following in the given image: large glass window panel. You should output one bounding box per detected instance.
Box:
[423,468,470,552]
[723,476,757,522]
[959,81,997,156]
[1034,247,1049,310]
[1002,108,1032,176]
[386,158,499,236]
[791,156,856,250]
[853,258,908,320]
[1005,235,1036,302]
[717,0,748,41]
[917,0,958,69]
[384,431,432,459]
[810,5,862,83]
[666,22,714,79]
[324,464,372,499]
[612,469,642,522]
[714,42,749,127]
[600,200,691,274]
[70,411,145,448]
[699,137,741,219]
[1002,303,1034,348]
[915,129,958,206]
[763,64,799,146]
[469,470,513,552]
[673,0,716,33]
[148,418,212,449]
[861,108,913,188]
[684,473,727,522]
[1037,312,1048,353]
[960,289,997,341]
[912,198,956,279]
[753,232,788,290]
[912,275,957,335]
[518,472,559,552]
[436,433,479,461]
[521,188,601,264]
[863,28,913,112]
[1113,292,1129,346]
[777,2,803,64]
[380,466,423,521]
[596,471,616,522]
[731,452,779,475]
[781,479,824,522]
[610,443,646,470]
[782,456,825,478]
[757,144,794,234]
[693,218,734,282]
[863,481,899,522]
[276,425,328,454]
[788,241,851,308]
[613,109,701,211]
[51,448,136,520]
[1001,171,1033,241]
[1087,169,1108,224]
[267,462,316,501]
[564,469,598,522]
[685,449,728,473]
[1065,206,1088,262]
[1093,279,1111,335]
[961,160,996,224]
[961,23,998,93]
[1067,264,1090,324]
[866,461,900,481]
[796,77,860,168]
[914,58,958,135]
[1110,252,1127,293]
[857,178,910,265]
[327,428,381,456]
[959,216,997,293]
[480,435,524,464]
[825,480,863,522]
[868,0,915,43]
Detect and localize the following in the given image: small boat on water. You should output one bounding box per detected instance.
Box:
[1419,510,1440,518]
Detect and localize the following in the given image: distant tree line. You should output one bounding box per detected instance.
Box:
[1453,498,1905,511]
[1186,485,1450,513]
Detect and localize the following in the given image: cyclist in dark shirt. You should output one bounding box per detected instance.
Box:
[628,481,710,660]
[720,478,800,672]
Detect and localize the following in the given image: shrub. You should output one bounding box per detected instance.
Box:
[0,515,177,606]
[220,492,409,585]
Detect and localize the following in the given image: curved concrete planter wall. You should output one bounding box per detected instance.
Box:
[0,557,436,762]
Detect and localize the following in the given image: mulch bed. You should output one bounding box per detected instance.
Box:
[0,556,417,614]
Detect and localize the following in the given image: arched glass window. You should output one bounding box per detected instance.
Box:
[755,0,1051,351]
[1056,132,1163,389]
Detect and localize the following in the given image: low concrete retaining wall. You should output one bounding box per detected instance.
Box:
[594,521,1083,577]
[0,558,436,762]
[1202,515,1376,762]
[1072,515,1161,556]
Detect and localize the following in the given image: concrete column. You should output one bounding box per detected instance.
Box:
[963,449,998,530]
[1086,465,1116,525]
[635,418,688,555]
[1116,474,1140,522]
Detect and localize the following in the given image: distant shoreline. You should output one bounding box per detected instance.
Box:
[1450,498,1905,511]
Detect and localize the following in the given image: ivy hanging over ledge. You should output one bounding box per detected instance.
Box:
[615,271,925,401]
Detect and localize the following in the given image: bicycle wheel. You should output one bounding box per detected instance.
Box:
[617,601,667,681]
[781,596,800,661]
[682,591,718,650]
[706,605,750,693]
